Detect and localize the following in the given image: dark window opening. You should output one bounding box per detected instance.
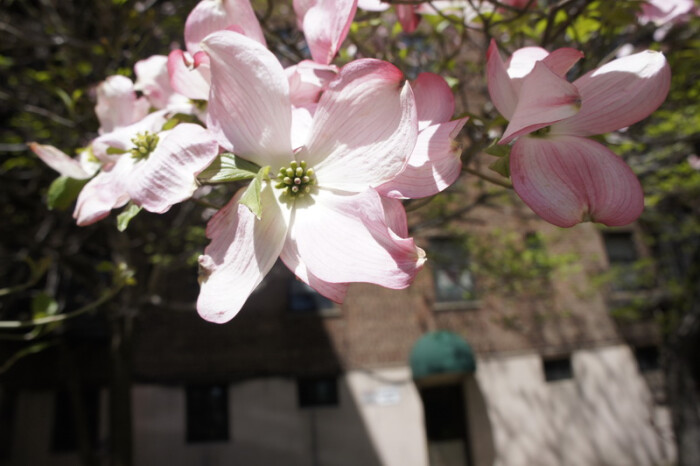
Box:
[51,387,100,453]
[420,384,472,465]
[602,231,645,291]
[543,356,573,382]
[297,376,338,408]
[634,346,660,373]
[186,384,229,443]
[431,238,476,302]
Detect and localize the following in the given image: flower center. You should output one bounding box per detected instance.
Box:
[130,131,159,160]
[274,160,316,199]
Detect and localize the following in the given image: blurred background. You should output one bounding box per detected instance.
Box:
[1,0,699,465]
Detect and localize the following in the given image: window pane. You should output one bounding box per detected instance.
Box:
[543,356,573,382]
[51,388,100,452]
[288,280,334,313]
[431,239,475,302]
[186,385,229,443]
[297,377,338,408]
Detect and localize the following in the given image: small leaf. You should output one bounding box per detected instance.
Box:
[31,292,59,319]
[116,203,142,232]
[47,176,88,210]
[489,153,511,178]
[239,166,270,219]
[485,143,511,158]
[198,153,260,184]
[106,146,128,155]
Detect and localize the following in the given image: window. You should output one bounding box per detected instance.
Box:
[185,385,229,443]
[288,279,336,314]
[430,239,476,303]
[602,231,642,291]
[51,387,100,452]
[297,376,338,408]
[543,356,573,382]
[634,346,660,373]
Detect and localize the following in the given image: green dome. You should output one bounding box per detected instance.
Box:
[409,331,476,380]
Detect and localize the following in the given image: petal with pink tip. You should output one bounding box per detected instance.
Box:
[551,51,671,136]
[134,55,173,110]
[286,60,338,107]
[298,0,358,65]
[412,72,455,127]
[511,135,643,228]
[185,0,265,53]
[95,76,150,134]
[486,40,518,120]
[203,31,293,169]
[542,48,584,77]
[377,117,467,199]
[73,156,134,226]
[127,124,219,213]
[381,197,409,237]
[500,61,580,144]
[167,50,212,101]
[396,5,420,33]
[29,143,93,179]
[280,238,349,303]
[305,59,418,191]
[291,188,425,288]
[197,186,289,323]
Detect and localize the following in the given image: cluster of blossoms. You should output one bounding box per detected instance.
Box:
[30,0,670,323]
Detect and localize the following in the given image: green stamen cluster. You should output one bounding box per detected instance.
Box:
[275,160,316,198]
[129,131,159,160]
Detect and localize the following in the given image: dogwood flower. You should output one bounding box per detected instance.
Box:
[378,72,468,198]
[293,0,358,64]
[196,30,426,323]
[487,40,671,227]
[168,0,266,102]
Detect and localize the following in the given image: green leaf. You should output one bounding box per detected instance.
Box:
[106,146,127,155]
[47,176,88,211]
[489,153,511,178]
[31,292,59,319]
[117,203,142,232]
[484,142,511,158]
[239,166,270,219]
[198,153,261,184]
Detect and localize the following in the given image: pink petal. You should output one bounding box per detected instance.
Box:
[203,31,293,169]
[184,0,265,54]
[29,143,92,179]
[298,0,358,65]
[377,117,467,199]
[357,0,390,11]
[412,72,455,127]
[290,188,425,288]
[167,50,212,101]
[286,60,338,107]
[91,111,169,163]
[197,186,289,323]
[127,124,219,213]
[500,61,581,144]
[73,156,134,226]
[134,55,174,110]
[486,40,518,120]
[396,5,420,32]
[552,51,671,136]
[95,76,150,134]
[280,239,349,303]
[305,59,418,191]
[506,46,549,78]
[381,197,409,237]
[542,48,584,77]
[511,135,644,228]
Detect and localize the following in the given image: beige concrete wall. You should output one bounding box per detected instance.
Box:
[346,367,429,466]
[475,345,676,466]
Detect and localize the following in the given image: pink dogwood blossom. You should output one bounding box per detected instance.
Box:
[294,0,358,64]
[378,72,468,198]
[487,40,671,227]
[196,30,426,323]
